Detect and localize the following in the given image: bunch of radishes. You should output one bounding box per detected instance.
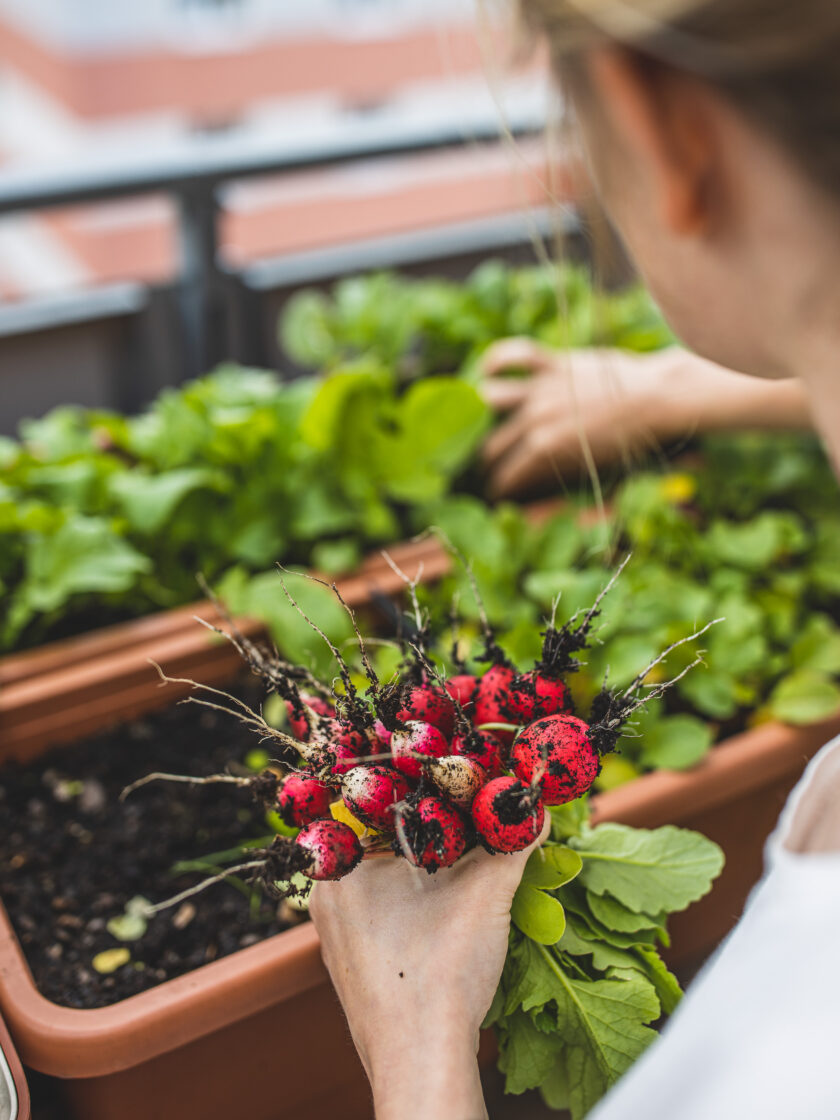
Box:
[274,669,593,880]
[128,564,709,901]
[227,565,706,891]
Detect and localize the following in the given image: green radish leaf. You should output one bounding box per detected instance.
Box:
[501,935,565,1019]
[559,916,646,972]
[310,537,362,576]
[678,667,740,720]
[586,891,668,934]
[482,982,506,1029]
[548,798,590,841]
[511,887,567,945]
[512,847,581,943]
[563,904,662,951]
[632,947,683,1016]
[538,951,659,1120]
[521,845,583,890]
[570,824,724,914]
[790,613,840,674]
[19,516,151,614]
[497,1009,566,1094]
[550,971,660,1118]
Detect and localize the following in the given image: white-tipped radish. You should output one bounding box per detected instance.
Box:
[340,764,411,831]
[391,720,449,780]
[425,755,486,809]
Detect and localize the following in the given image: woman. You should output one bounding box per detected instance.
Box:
[311,2,840,1117]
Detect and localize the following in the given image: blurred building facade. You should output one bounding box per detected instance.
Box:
[0,0,549,301]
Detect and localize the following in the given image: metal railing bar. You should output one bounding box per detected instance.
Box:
[0,104,545,215]
[0,283,147,339]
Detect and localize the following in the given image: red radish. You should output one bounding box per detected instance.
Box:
[453,730,504,779]
[340,765,411,831]
[286,694,334,740]
[332,725,371,775]
[276,774,333,828]
[304,720,369,776]
[508,671,571,723]
[425,755,486,809]
[391,720,449,780]
[373,719,392,749]
[397,796,468,872]
[473,665,519,744]
[471,776,545,853]
[444,674,479,707]
[397,685,456,737]
[510,715,599,805]
[293,819,362,880]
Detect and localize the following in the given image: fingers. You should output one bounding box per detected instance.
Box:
[479,339,559,415]
[487,424,577,498]
[481,337,557,378]
[482,409,531,467]
[481,377,529,411]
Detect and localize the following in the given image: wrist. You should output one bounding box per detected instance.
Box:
[656,348,810,435]
[366,1019,485,1120]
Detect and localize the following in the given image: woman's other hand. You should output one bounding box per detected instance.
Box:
[480,340,810,497]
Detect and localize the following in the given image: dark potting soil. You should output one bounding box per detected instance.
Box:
[0,687,302,1010]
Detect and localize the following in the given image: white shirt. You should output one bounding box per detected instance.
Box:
[591,736,840,1120]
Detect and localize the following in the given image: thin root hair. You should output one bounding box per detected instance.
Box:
[147,661,306,755]
[142,860,267,917]
[120,770,251,801]
[293,568,380,694]
[619,619,722,701]
[275,567,358,701]
[380,550,430,656]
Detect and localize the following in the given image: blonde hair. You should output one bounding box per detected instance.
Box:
[519,0,840,193]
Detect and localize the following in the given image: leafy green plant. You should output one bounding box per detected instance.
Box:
[0,261,665,653]
[492,799,722,1119]
[0,363,488,650]
[404,431,840,782]
[281,260,673,379]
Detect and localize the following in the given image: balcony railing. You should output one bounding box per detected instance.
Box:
[0,102,546,379]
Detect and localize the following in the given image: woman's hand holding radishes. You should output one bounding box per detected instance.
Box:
[123,564,724,1118]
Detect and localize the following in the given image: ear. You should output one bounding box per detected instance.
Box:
[586,47,716,235]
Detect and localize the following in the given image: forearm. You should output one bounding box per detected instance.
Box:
[661,349,812,435]
[367,1027,486,1120]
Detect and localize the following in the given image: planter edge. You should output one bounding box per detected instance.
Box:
[3,713,837,1079]
[0,914,326,1077]
[590,715,840,828]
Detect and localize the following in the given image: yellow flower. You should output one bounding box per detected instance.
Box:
[331,798,374,839]
[660,473,696,504]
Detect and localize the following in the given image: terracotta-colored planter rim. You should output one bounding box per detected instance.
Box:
[2,711,837,1080]
[0,499,570,761]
